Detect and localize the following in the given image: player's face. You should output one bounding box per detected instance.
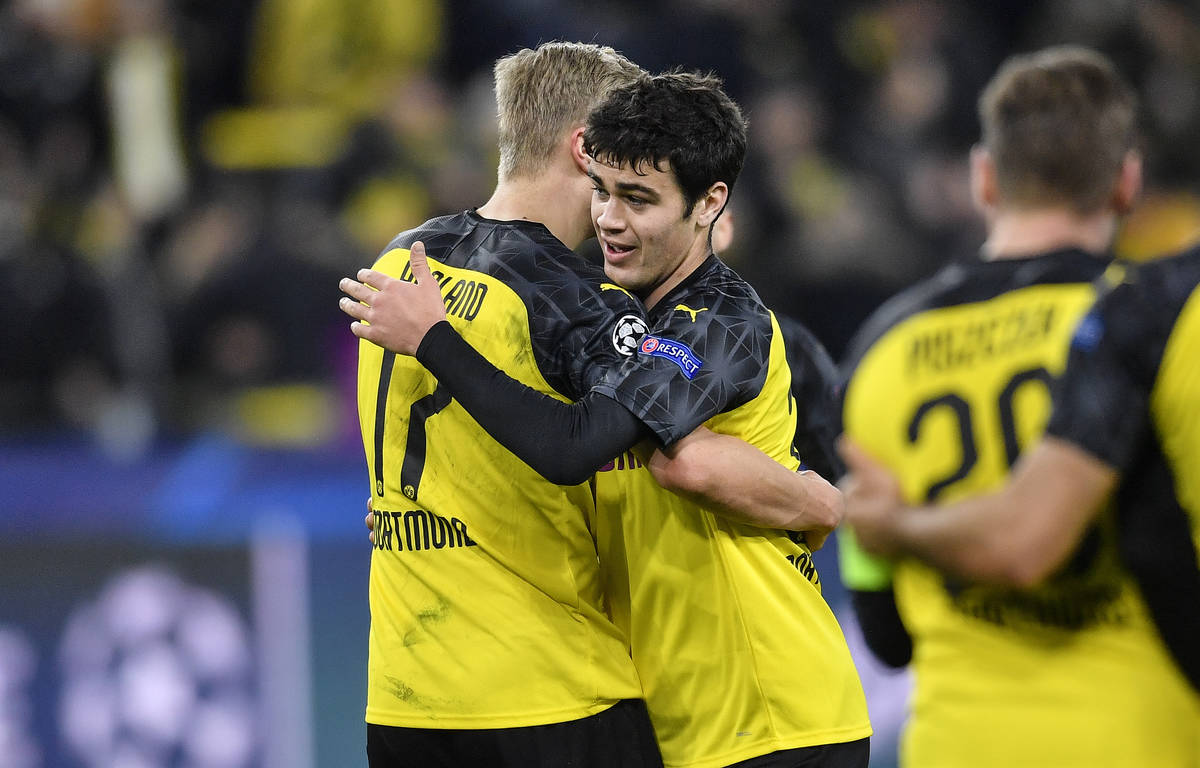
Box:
[589,159,712,309]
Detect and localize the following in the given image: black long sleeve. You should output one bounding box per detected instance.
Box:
[415,321,650,485]
[1116,450,1200,695]
[849,588,914,668]
[776,314,843,479]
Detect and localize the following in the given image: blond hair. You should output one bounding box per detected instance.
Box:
[494,42,644,181]
[979,45,1137,214]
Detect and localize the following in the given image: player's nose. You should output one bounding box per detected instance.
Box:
[594,199,624,231]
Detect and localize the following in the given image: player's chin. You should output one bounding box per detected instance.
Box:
[602,260,642,290]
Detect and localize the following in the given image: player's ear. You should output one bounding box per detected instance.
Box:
[694,182,729,229]
[569,126,589,175]
[970,144,998,215]
[1112,149,1142,215]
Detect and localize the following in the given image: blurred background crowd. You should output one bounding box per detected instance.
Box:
[5,0,1200,455]
[3,1,1200,766]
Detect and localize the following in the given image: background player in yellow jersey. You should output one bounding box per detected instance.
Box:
[840,241,1200,699]
[837,46,1199,766]
[344,71,871,768]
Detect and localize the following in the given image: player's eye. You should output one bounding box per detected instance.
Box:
[592,186,610,200]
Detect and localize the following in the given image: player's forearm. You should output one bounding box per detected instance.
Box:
[849,589,913,668]
[648,429,843,533]
[415,321,645,484]
[898,438,1118,587]
[891,494,1038,586]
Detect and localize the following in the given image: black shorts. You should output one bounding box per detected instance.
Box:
[367,698,663,768]
[727,737,870,768]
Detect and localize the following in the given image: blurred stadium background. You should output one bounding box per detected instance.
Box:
[2,0,1199,766]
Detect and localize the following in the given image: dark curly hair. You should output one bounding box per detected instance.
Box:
[583,70,748,219]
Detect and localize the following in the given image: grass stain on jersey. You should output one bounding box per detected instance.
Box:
[387,677,420,704]
[417,597,451,625]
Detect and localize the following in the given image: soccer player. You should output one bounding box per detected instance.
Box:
[836,46,1199,766]
[351,42,661,768]
[839,241,1200,699]
[345,71,871,768]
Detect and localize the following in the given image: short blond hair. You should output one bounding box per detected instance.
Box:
[979,45,1137,214]
[494,42,644,181]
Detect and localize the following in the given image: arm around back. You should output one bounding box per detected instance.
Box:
[648,426,843,541]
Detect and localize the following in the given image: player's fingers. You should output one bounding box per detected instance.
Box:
[409,241,434,286]
[350,320,377,342]
[339,277,376,303]
[807,529,830,552]
[836,436,873,476]
[339,296,370,321]
[357,268,391,291]
[365,511,375,532]
[839,437,902,502]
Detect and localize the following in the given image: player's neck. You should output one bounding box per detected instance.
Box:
[478,167,592,249]
[642,236,712,311]
[982,208,1116,260]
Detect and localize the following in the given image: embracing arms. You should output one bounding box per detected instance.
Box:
[340,241,841,540]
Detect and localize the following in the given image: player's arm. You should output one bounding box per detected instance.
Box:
[839,435,1117,587]
[836,527,912,667]
[339,243,835,534]
[777,314,844,480]
[645,427,842,543]
[1046,274,1200,693]
[411,320,834,534]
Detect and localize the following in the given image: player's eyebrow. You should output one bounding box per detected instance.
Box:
[588,168,660,199]
[613,181,659,200]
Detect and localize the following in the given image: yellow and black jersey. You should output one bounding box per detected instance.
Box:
[841,248,1199,767]
[1048,244,1200,697]
[358,210,647,729]
[591,255,871,768]
[778,314,844,480]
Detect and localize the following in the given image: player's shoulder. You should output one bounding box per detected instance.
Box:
[658,255,770,330]
[843,248,1109,372]
[379,210,575,261]
[696,256,767,306]
[377,211,477,260]
[841,259,972,372]
[777,313,831,357]
[1081,245,1200,360]
[776,313,838,379]
[637,257,775,384]
[375,211,630,297]
[1117,244,1200,315]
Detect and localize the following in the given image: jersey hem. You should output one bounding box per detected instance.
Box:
[663,723,873,768]
[365,699,621,730]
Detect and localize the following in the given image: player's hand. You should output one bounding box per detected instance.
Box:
[837,436,905,558]
[366,497,376,546]
[803,516,831,552]
[339,241,447,356]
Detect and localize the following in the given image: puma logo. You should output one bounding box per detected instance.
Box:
[674,304,708,322]
[601,283,635,299]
